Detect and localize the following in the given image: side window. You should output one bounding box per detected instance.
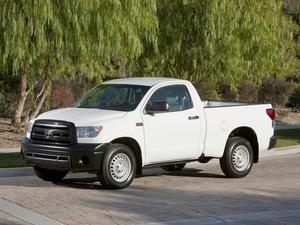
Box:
[147,85,193,112]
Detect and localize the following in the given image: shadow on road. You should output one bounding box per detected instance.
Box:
[0,167,224,189]
[52,168,224,190]
[55,177,102,189]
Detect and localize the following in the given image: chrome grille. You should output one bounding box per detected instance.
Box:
[30,120,77,146]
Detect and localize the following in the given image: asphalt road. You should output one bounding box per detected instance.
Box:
[0,151,299,225]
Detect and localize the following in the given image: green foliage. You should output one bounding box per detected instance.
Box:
[138,0,297,90]
[0,0,158,82]
[0,0,158,121]
[284,0,300,25]
[0,0,299,118]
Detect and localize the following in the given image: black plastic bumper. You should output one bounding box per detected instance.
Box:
[21,138,108,172]
[268,136,277,150]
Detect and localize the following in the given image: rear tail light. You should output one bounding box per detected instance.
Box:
[266,108,276,120]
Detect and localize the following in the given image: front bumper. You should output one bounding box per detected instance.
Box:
[21,138,108,172]
[268,135,277,150]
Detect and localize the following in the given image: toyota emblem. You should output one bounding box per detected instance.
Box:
[44,129,53,138]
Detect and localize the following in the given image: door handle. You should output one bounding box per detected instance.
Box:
[188,115,199,120]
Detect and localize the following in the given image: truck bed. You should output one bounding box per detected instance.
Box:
[202,101,274,158]
[203,100,262,108]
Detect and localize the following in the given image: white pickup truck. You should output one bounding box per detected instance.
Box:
[22,77,276,189]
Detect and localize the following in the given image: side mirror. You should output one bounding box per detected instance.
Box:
[146,101,169,114]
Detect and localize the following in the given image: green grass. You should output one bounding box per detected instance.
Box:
[0,153,27,168]
[275,129,300,148]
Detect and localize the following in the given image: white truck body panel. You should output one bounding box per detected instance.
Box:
[203,103,273,158]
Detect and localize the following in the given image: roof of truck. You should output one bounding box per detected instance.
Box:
[104,77,181,86]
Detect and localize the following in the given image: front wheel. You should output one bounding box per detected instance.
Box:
[220,137,253,178]
[98,144,136,189]
[161,163,186,172]
[34,167,68,182]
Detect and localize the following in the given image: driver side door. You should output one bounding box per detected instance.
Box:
[142,84,201,164]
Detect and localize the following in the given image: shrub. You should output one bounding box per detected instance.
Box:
[192,80,218,100]
[218,81,237,101]
[258,77,295,107]
[0,92,19,118]
[51,83,75,108]
[288,86,300,111]
[238,81,258,102]
[286,68,300,83]
[0,78,19,118]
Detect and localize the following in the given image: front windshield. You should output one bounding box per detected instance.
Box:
[74,84,150,111]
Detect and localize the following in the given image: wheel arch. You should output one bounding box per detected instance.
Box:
[227,126,259,163]
[111,137,143,176]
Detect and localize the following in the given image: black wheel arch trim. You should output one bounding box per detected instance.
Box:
[227,126,259,163]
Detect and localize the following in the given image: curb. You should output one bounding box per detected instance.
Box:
[260,144,300,158]
[0,148,20,153]
[0,167,33,177]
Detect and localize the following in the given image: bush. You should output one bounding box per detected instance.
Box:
[51,83,75,108]
[238,81,258,102]
[286,68,300,83]
[258,77,295,107]
[288,86,300,111]
[192,80,218,100]
[0,92,5,115]
[0,78,19,117]
[0,92,18,118]
[218,81,237,101]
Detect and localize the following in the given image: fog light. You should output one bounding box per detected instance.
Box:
[79,156,89,165]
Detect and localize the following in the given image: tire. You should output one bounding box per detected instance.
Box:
[98,144,136,189]
[220,137,254,178]
[34,167,68,182]
[161,163,186,172]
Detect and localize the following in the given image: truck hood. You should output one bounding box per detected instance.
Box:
[36,107,127,126]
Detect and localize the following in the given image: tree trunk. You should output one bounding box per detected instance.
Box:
[13,67,28,126]
[23,108,32,124]
[30,84,48,119]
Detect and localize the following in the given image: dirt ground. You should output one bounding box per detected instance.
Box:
[276,108,300,125]
[0,107,299,148]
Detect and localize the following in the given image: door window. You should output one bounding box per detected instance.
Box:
[147,85,193,112]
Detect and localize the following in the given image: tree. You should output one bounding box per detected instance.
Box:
[137,0,296,91]
[0,0,158,125]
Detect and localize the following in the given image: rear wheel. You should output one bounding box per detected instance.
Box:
[34,167,68,182]
[161,163,186,172]
[98,144,136,189]
[220,137,253,178]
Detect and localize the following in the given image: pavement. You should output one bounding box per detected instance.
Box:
[0,145,299,225]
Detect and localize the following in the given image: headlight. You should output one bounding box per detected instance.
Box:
[27,121,33,134]
[76,126,103,138]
